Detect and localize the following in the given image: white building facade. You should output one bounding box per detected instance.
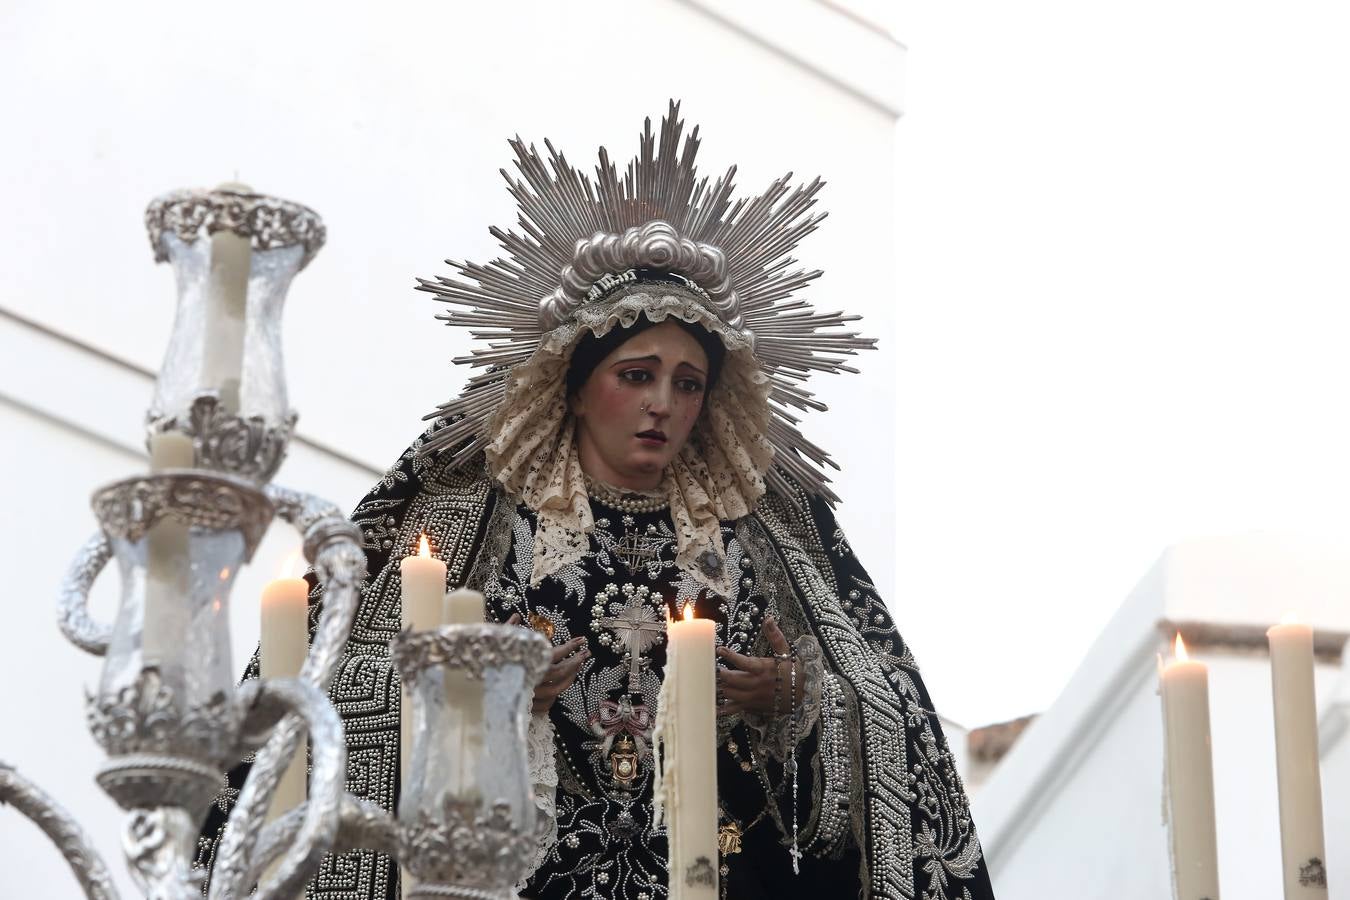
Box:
[974,535,1350,899]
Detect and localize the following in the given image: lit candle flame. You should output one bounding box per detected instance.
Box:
[219,567,231,581]
[277,548,305,580]
[682,602,695,621]
[418,534,431,558]
[1280,611,1300,626]
[1174,633,1190,662]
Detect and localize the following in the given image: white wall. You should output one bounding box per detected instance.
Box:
[0,0,901,602]
[0,2,902,895]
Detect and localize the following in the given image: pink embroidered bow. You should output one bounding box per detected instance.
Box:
[589,697,652,756]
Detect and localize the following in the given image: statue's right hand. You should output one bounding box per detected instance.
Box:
[507,613,590,714]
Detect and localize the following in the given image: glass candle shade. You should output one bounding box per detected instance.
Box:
[391,624,551,898]
[143,187,325,485]
[86,471,273,814]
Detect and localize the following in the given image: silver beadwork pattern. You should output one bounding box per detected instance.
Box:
[144,187,326,271]
[415,100,876,504]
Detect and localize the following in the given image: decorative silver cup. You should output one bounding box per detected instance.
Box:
[143,187,325,484]
[392,624,552,899]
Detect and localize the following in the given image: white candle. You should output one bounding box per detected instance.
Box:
[399,535,445,895]
[399,535,446,801]
[143,434,193,666]
[400,534,445,634]
[1267,617,1329,896]
[149,432,194,470]
[443,587,483,625]
[654,603,718,900]
[1160,633,1221,900]
[442,588,485,798]
[203,181,252,414]
[261,571,309,820]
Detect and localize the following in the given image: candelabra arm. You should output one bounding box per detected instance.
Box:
[210,677,346,900]
[265,483,366,691]
[0,761,121,900]
[247,795,400,888]
[58,531,114,655]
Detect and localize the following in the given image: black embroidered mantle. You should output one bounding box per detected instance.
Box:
[197,422,995,900]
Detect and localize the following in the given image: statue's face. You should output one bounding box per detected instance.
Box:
[571,320,710,490]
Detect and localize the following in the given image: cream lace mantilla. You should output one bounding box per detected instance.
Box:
[483,291,775,596]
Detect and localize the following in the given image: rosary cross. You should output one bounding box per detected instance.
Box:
[598,598,666,693]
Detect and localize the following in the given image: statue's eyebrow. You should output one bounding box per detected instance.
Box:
[610,355,707,377]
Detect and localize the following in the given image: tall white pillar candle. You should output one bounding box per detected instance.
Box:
[1267,618,1329,897]
[399,533,446,895]
[203,181,252,413]
[654,604,718,900]
[261,574,310,819]
[143,433,194,666]
[1160,634,1221,900]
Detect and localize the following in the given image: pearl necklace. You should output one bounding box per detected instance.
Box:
[583,474,669,514]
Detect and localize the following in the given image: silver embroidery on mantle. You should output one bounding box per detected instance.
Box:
[752,483,987,900]
[748,500,914,898]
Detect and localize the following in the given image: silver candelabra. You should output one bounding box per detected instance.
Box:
[0,187,551,900]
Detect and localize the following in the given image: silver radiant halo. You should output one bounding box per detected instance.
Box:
[415,100,876,503]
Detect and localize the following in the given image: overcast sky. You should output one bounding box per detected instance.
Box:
[892,0,1350,728]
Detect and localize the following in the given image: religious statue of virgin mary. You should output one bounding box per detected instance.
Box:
[197,101,996,900]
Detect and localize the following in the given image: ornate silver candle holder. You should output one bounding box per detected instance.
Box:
[392,624,552,899]
[144,186,324,484]
[2,185,552,900]
[52,467,366,899]
[83,470,266,814]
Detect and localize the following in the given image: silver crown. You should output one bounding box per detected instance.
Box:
[416,100,875,502]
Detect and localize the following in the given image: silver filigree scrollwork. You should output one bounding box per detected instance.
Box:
[208,678,346,900]
[391,624,553,685]
[247,796,400,889]
[401,800,537,899]
[147,394,298,485]
[58,531,114,656]
[123,808,202,900]
[144,188,326,271]
[0,761,121,900]
[91,472,274,560]
[208,488,366,900]
[85,669,237,763]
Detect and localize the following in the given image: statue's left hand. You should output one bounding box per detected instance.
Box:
[714,616,803,718]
